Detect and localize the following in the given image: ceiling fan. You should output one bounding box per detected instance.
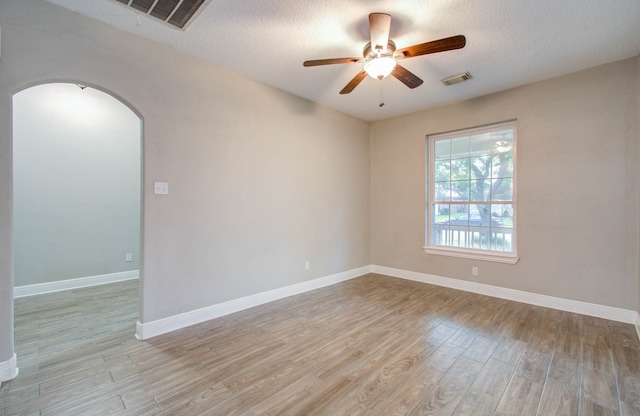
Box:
[303,13,466,100]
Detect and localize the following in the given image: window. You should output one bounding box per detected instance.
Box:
[425,121,518,264]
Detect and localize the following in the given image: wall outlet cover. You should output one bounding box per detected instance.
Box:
[154,181,169,195]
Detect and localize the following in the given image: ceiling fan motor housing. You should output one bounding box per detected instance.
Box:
[363,40,396,59]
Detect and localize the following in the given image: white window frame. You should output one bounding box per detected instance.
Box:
[424,120,519,264]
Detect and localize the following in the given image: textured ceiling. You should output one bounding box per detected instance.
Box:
[46,0,640,121]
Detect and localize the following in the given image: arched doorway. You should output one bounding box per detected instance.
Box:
[11,82,143,377]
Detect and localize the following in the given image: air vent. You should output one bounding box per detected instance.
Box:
[113,0,211,29]
[441,72,472,86]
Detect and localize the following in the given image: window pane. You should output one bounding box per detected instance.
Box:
[471,156,491,179]
[451,204,467,216]
[451,180,470,201]
[491,229,512,251]
[434,139,450,160]
[435,203,451,220]
[470,180,490,201]
[490,202,513,251]
[434,160,450,181]
[450,212,470,226]
[491,178,512,201]
[492,203,513,227]
[492,153,513,178]
[468,227,489,249]
[488,205,504,229]
[472,204,491,226]
[451,136,469,158]
[451,158,470,180]
[492,129,513,154]
[470,133,491,156]
[432,204,450,245]
[434,181,451,201]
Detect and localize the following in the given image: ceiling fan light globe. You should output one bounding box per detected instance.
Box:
[364,57,396,80]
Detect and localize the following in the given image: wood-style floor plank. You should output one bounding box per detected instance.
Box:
[1,273,639,415]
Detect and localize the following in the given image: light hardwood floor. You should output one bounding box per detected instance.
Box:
[2,274,639,415]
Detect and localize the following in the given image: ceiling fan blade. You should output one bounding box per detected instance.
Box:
[303,57,361,67]
[340,71,367,94]
[391,64,424,89]
[396,35,466,59]
[369,13,391,52]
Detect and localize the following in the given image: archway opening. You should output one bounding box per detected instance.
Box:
[12,82,143,356]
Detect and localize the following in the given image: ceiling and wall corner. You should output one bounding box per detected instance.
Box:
[44,0,640,122]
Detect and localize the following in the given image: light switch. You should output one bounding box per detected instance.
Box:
[154,181,169,195]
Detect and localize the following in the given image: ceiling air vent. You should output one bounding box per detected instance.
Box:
[113,0,211,29]
[441,72,472,86]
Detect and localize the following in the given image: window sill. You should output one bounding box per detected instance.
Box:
[423,246,519,264]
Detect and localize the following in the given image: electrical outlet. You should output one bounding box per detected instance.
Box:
[126,253,133,262]
[304,261,310,270]
[472,266,478,276]
[154,181,169,195]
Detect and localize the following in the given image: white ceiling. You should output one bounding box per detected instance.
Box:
[46,0,640,122]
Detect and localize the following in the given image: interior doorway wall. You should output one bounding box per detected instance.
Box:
[12,82,142,295]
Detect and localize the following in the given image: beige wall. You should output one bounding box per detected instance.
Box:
[371,57,639,310]
[0,1,370,366]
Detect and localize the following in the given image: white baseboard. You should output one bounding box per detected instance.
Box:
[135,263,639,341]
[14,270,139,298]
[136,266,371,340]
[0,353,18,384]
[371,265,638,325]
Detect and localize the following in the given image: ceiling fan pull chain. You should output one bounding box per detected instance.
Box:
[378,77,385,107]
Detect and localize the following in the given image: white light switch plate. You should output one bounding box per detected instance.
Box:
[154,181,169,195]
